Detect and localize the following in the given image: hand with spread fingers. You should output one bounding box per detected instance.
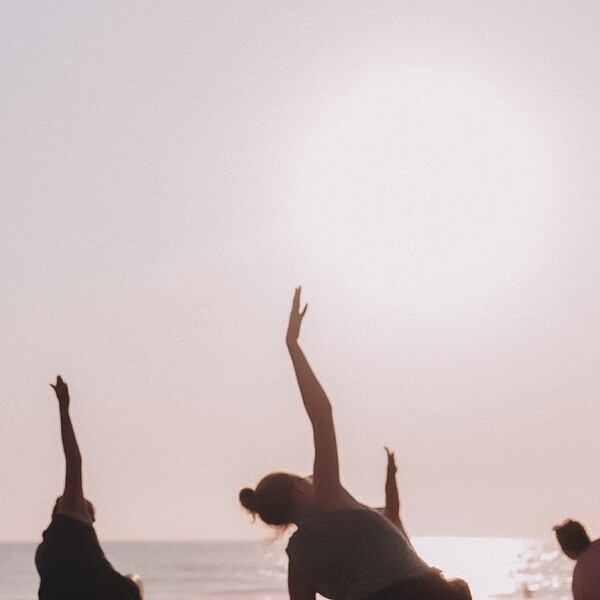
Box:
[385,446,397,477]
[286,287,308,346]
[51,375,70,408]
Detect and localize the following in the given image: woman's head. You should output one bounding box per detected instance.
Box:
[240,472,307,527]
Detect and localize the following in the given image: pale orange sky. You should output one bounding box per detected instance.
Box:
[2,1,600,542]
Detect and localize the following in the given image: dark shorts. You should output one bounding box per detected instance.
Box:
[363,572,472,600]
[36,514,140,600]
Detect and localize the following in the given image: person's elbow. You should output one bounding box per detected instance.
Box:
[126,574,144,599]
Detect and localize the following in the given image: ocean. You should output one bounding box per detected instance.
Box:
[0,538,573,600]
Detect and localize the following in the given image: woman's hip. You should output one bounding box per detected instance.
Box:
[362,571,472,600]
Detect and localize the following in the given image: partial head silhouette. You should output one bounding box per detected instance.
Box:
[553,519,591,560]
[239,472,306,527]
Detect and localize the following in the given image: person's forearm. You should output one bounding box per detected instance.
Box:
[287,340,332,425]
[385,477,400,518]
[59,405,82,471]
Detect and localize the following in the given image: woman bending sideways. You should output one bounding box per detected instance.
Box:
[36,376,143,600]
[240,289,470,600]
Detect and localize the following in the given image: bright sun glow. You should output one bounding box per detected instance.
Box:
[281,63,563,320]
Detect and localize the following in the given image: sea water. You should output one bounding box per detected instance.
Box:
[0,538,573,600]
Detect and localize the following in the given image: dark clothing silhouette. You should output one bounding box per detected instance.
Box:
[36,514,140,600]
[363,571,472,600]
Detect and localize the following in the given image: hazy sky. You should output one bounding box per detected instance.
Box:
[2,1,600,542]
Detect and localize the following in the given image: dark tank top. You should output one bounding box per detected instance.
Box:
[35,514,140,600]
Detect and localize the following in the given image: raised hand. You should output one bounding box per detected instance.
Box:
[385,446,397,476]
[286,287,308,346]
[51,376,70,408]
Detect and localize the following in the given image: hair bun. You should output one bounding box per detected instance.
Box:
[239,487,257,513]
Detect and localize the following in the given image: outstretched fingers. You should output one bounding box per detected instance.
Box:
[292,286,308,316]
[287,287,308,344]
[384,446,397,474]
[51,375,70,405]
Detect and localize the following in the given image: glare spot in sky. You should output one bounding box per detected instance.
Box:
[282,64,561,319]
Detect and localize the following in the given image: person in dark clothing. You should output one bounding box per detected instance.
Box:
[554,519,600,600]
[36,376,143,600]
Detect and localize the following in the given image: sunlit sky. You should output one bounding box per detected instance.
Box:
[2,1,600,543]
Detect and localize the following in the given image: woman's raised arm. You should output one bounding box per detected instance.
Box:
[51,376,91,523]
[286,288,343,505]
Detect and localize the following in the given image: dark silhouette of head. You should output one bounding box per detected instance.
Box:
[239,472,305,527]
[553,519,591,560]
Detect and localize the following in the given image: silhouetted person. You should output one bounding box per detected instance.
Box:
[35,376,144,600]
[240,288,469,600]
[378,448,471,599]
[554,519,600,599]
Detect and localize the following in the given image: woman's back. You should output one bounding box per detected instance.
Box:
[287,508,431,600]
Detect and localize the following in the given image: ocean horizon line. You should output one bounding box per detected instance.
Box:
[0,534,545,544]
